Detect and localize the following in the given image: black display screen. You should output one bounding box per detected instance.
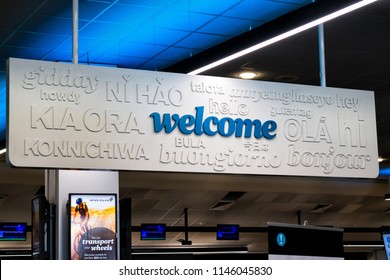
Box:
[217,224,239,240]
[0,223,27,241]
[268,223,344,259]
[141,224,166,240]
[31,194,47,259]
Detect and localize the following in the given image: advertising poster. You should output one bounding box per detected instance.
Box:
[69,193,117,260]
[31,195,44,259]
[383,233,390,260]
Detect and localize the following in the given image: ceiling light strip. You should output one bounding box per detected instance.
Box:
[343,244,384,248]
[188,0,379,75]
[0,148,6,155]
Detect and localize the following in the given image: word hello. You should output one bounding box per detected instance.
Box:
[209,98,248,116]
[150,106,277,139]
[23,67,99,94]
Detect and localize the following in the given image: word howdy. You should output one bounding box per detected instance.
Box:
[150,106,277,139]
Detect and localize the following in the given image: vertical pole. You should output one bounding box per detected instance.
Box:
[47,0,121,260]
[297,210,302,225]
[318,23,326,87]
[387,177,390,198]
[184,208,189,242]
[72,0,79,64]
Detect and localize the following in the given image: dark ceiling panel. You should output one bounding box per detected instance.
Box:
[1,0,46,13]
[20,15,74,36]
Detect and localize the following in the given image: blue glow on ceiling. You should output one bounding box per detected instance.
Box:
[379,167,390,177]
[0,0,314,144]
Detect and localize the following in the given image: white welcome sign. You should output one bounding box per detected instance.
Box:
[7,58,379,178]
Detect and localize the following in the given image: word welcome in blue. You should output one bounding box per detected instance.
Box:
[150,106,277,139]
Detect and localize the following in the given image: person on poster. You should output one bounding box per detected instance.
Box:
[72,197,91,260]
[73,197,90,233]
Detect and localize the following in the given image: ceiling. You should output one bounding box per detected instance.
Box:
[1,0,390,257]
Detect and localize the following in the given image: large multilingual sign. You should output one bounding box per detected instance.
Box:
[7,58,379,178]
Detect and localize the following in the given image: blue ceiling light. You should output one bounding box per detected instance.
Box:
[379,167,390,177]
[0,86,5,140]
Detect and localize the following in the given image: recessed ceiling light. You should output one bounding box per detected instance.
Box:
[0,148,6,155]
[239,72,257,79]
[378,157,384,162]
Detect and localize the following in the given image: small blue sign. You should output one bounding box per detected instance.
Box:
[277,233,286,247]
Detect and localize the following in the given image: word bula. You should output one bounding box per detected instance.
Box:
[150,106,277,139]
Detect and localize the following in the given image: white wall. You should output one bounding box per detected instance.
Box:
[48,169,119,260]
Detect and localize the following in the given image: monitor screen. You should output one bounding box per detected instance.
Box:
[268,223,344,260]
[31,194,48,259]
[217,224,239,240]
[383,233,390,260]
[0,223,27,241]
[141,224,166,240]
[69,193,118,260]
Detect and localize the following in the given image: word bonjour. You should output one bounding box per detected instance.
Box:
[287,145,371,174]
[150,106,277,139]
